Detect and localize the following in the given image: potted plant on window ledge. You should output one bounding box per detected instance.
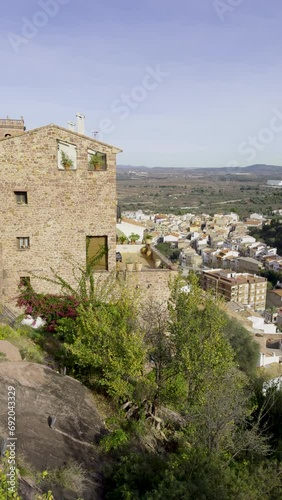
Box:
[88,153,106,171]
[61,151,74,170]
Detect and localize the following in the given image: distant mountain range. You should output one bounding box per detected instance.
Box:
[117,164,282,176]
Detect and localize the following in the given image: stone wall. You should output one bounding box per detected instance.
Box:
[0,125,120,309]
[0,118,25,139]
[120,269,178,306]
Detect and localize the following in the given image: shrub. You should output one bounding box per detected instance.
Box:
[100,429,129,452]
[16,283,80,333]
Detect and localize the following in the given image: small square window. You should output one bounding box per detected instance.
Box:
[15,191,27,204]
[17,237,30,250]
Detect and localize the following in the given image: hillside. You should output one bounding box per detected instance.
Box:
[1,275,282,499]
[117,164,282,175]
[117,164,282,216]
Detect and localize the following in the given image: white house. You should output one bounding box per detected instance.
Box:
[272,259,282,272]
[248,242,266,259]
[259,352,281,367]
[239,236,257,246]
[190,231,200,241]
[250,213,264,220]
[164,234,179,245]
[248,316,277,334]
[267,180,282,187]
[135,210,151,221]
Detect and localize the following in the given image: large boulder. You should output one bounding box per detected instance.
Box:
[0,340,22,361]
[0,362,106,499]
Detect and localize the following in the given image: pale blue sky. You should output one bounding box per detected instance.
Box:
[1,0,282,167]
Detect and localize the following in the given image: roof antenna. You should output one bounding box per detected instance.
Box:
[68,121,75,132]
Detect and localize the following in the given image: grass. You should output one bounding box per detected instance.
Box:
[0,325,45,363]
[45,460,88,496]
[16,452,37,480]
[13,453,88,497]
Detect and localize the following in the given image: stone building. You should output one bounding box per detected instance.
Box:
[202,270,267,311]
[0,116,122,308]
[0,117,25,139]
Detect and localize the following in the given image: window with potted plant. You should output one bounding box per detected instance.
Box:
[61,150,74,170]
[88,151,107,171]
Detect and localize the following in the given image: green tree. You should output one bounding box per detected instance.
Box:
[167,274,234,410]
[62,297,145,401]
[142,302,174,409]
[155,243,180,262]
[222,316,260,378]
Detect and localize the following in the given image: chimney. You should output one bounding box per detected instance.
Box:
[67,121,75,132]
[76,112,85,135]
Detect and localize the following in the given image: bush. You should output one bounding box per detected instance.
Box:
[222,316,260,378]
[100,429,129,452]
[17,283,80,333]
[155,243,180,262]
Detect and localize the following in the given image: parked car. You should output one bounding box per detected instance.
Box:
[116,251,122,262]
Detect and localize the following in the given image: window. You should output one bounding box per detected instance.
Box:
[17,237,30,250]
[88,149,107,171]
[15,191,27,204]
[86,236,108,271]
[57,141,77,170]
[20,276,30,286]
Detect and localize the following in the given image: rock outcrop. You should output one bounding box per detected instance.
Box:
[0,340,22,361]
[0,361,106,499]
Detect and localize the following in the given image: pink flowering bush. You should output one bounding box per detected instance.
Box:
[17,281,81,333]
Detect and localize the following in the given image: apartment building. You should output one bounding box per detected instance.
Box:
[0,115,122,306]
[202,270,267,311]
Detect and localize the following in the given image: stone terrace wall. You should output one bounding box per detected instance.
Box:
[121,269,178,306]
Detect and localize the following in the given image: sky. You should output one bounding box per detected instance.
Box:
[1,0,282,167]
